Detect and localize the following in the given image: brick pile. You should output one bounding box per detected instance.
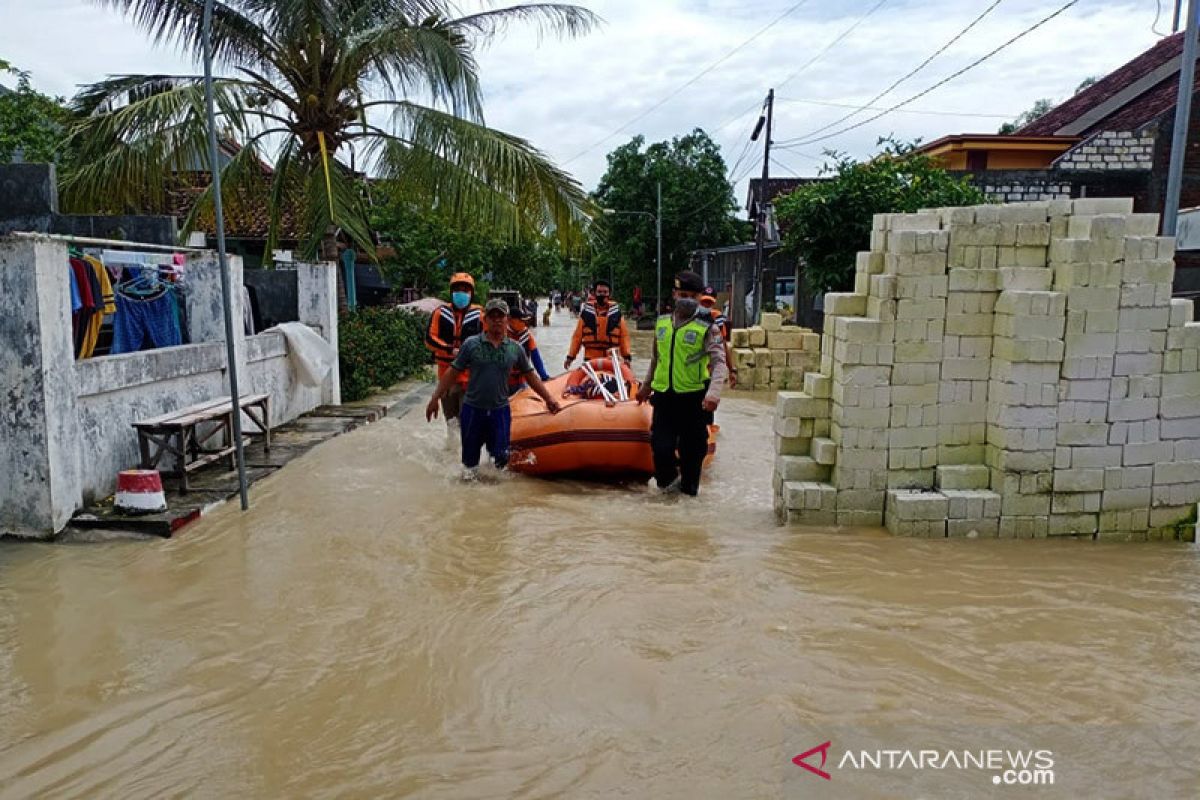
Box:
[772,198,1200,541]
[730,312,820,390]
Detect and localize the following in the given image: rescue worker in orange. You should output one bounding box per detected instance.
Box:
[700,286,737,391]
[564,279,631,370]
[424,272,482,426]
[507,305,551,394]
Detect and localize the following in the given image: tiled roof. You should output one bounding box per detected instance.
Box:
[1019,33,1188,136]
[164,171,303,242]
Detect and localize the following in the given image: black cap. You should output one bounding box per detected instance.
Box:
[593,278,611,290]
[674,271,705,293]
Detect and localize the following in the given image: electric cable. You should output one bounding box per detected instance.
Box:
[774,0,1081,151]
[562,0,814,165]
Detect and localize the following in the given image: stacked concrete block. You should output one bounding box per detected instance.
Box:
[772,390,837,525]
[881,214,946,490]
[730,322,821,391]
[770,197,1200,541]
[940,204,999,466]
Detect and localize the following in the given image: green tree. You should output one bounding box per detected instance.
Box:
[370,200,565,297]
[60,1,599,262]
[0,61,73,164]
[774,139,987,293]
[998,98,1055,134]
[591,129,745,309]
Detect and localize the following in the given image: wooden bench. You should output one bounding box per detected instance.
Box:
[133,394,271,492]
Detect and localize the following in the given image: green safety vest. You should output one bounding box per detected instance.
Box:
[652,314,711,393]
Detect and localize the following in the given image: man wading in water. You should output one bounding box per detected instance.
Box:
[636,271,728,496]
[427,298,561,480]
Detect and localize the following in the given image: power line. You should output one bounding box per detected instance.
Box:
[707,0,892,156]
[774,0,892,92]
[562,0,814,165]
[775,0,1006,145]
[774,0,1081,151]
[775,96,1017,119]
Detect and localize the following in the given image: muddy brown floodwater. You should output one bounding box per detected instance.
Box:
[2,305,1199,798]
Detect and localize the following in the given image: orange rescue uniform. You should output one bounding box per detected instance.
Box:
[568,300,631,362]
[425,302,483,385]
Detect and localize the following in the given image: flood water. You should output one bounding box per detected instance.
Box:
[2,306,1200,798]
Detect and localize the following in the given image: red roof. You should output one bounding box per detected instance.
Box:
[1019,33,1189,136]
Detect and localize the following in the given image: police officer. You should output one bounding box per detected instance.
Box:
[635,271,729,496]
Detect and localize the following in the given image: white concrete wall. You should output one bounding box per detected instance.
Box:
[0,235,339,537]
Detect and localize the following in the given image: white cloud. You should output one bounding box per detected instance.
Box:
[0,0,1167,210]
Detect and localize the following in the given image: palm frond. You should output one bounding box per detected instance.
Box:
[371,101,595,251]
[300,155,375,260]
[447,3,601,41]
[179,128,289,240]
[342,16,483,118]
[60,76,265,212]
[89,0,275,67]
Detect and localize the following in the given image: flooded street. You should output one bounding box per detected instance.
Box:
[3,307,1200,798]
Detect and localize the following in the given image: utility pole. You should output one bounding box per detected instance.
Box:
[1164,0,1200,236]
[751,89,774,324]
[202,0,249,511]
[656,180,663,314]
[1175,0,1185,32]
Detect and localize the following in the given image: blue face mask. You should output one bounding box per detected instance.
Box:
[451,291,471,309]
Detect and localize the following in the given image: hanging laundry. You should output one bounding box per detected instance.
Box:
[69,256,96,358]
[111,289,183,354]
[79,255,116,359]
[68,264,82,315]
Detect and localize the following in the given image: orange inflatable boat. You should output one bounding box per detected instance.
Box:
[508,355,717,480]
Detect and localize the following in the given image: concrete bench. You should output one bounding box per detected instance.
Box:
[133,394,271,492]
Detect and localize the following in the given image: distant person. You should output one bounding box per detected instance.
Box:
[632,285,643,317]
[636,271,728,496]
[700,286,736,395]
[424,272,482,431]
[507,305,551,394]
[427,298,560,479]
[570,292,583,317]
[564,279,631,369]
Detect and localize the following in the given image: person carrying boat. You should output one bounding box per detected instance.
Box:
[507,305,551,395]
[425,272,482,427]
[563,279,632,370]
[700,287,737,394]
[426,298,561,478]
[635,271,728,496]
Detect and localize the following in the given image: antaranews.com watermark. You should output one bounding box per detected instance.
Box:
[783,724,1198,797]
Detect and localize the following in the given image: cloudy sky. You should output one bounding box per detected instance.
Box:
[0,0,1170,211]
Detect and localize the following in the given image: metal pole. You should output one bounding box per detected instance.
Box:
[1163,0,1200,236]
[1175,0,1185,32]
[753,89,775,323]
[656,180,663,314]
[203,0,250,510]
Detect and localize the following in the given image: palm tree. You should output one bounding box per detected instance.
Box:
[61,0,599,263]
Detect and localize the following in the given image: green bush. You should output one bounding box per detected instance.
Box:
[339,307,431,402]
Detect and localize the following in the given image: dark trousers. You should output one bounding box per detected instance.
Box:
[460,403,512,469]
[650,390,708,496]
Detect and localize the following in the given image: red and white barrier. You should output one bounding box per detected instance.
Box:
[114,470,167,514]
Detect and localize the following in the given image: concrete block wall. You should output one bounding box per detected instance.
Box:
[1054,130,1155,172]
[0,235,339,537]
[772,198,1200,541]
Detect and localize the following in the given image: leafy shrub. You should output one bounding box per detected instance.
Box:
[339,307,431,401]
[774,138,988,293]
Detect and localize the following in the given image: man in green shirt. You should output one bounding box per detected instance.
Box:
[636,271,728,496]
[427,298,561,477]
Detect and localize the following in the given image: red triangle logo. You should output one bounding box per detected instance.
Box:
[793,741,832,780]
